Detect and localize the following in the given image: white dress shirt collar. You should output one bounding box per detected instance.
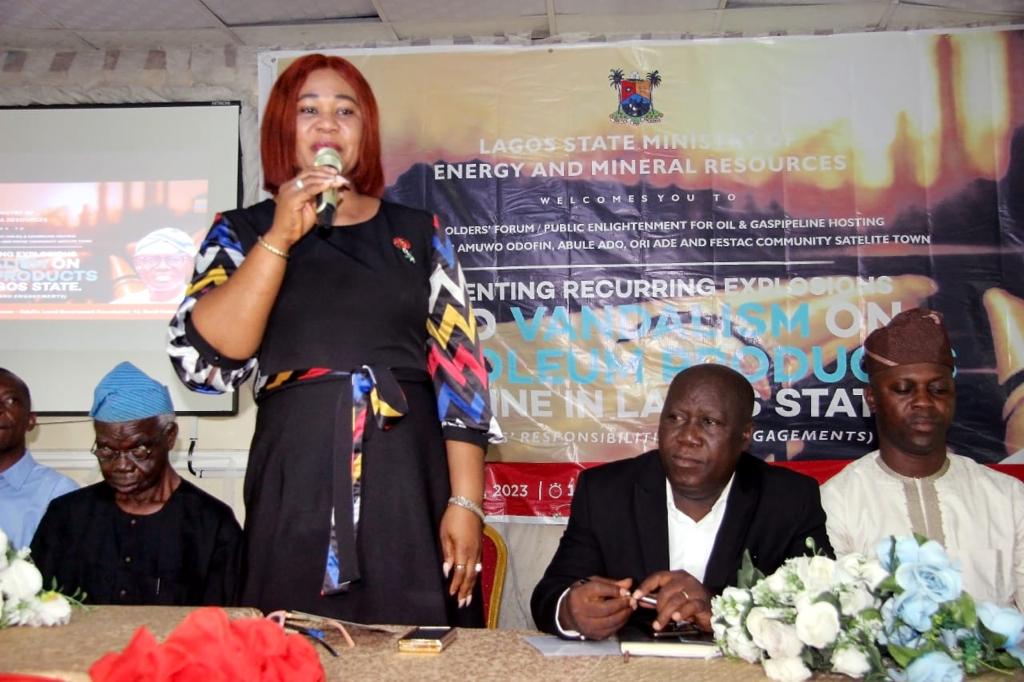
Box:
[665,473,735,583]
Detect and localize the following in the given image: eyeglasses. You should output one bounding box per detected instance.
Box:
[132,254,193,270]
[90,441,158,464]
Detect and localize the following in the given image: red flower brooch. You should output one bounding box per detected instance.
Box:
[393,237,415,263]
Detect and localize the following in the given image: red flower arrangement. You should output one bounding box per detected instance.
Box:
[89,607,325,682]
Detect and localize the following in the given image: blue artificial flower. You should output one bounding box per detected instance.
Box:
[895,562,961,604]
[977,601,1024,664]
[876,537,954,573]
[881,599,925,648]
[892,590,941,632]
[914,541,954,568]
[905,651,964,682]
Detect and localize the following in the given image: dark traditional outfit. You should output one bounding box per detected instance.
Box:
[168,200,498,625]
[31,479,242,605]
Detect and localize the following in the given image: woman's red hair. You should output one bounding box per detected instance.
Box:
[261,54,384,197]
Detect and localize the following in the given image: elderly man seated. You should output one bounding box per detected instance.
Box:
[531,364,832,640]
[822,308,1024,607]
[31,362,242,605]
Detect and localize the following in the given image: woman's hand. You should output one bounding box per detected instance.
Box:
[265,169,347,250]
[440,504,483,607]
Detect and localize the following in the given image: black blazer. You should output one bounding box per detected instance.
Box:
[530,451,832,635]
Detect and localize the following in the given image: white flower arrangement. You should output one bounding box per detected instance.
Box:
[0,528,76,628]
[711,536,1024,681]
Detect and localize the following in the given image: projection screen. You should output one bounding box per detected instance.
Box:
[0,102,241,414]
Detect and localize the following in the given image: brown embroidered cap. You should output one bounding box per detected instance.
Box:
[863,308,954,376]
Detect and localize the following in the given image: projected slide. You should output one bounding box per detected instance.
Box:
[0,180,209,316]
[0,103,240,414]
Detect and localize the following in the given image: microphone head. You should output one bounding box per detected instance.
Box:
[313,147,342,173]
[312,147,342,223]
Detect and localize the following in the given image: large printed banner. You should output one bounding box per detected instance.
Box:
[263,30,1024,517]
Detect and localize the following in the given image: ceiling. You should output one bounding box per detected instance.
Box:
[1,0,1022,51]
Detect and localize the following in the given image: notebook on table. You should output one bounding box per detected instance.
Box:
[617,622,720,659]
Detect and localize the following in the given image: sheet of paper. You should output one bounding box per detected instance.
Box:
[523,634,622,657]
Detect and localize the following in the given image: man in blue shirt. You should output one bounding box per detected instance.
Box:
[0,368,78,548]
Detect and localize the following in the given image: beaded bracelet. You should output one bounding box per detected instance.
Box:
[447,495,485,522]
[257,235,289,260]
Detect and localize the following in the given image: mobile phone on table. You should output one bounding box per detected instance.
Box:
[397,626,456,653]
[651,620,707,639]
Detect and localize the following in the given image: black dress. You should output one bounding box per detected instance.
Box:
[168,200,495,625]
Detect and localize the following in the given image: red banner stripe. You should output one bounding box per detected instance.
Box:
[483,460,1024,518]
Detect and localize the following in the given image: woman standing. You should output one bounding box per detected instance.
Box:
[168,54,499,625]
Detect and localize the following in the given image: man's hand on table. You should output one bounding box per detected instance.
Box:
[632,570,713,633]
[558,576,634,641]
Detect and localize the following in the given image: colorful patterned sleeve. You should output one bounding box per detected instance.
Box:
[425,215,504,448]
[167,214,258,394]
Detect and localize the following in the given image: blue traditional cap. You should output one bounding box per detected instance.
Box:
[90,361,174,422]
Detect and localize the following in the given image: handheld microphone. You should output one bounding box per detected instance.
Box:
[313,147,343,230]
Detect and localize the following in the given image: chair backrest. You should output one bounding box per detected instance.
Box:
[479,523,508,629]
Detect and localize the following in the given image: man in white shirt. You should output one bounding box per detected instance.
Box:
[530,364,831,640]
[822,308,1024,607]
